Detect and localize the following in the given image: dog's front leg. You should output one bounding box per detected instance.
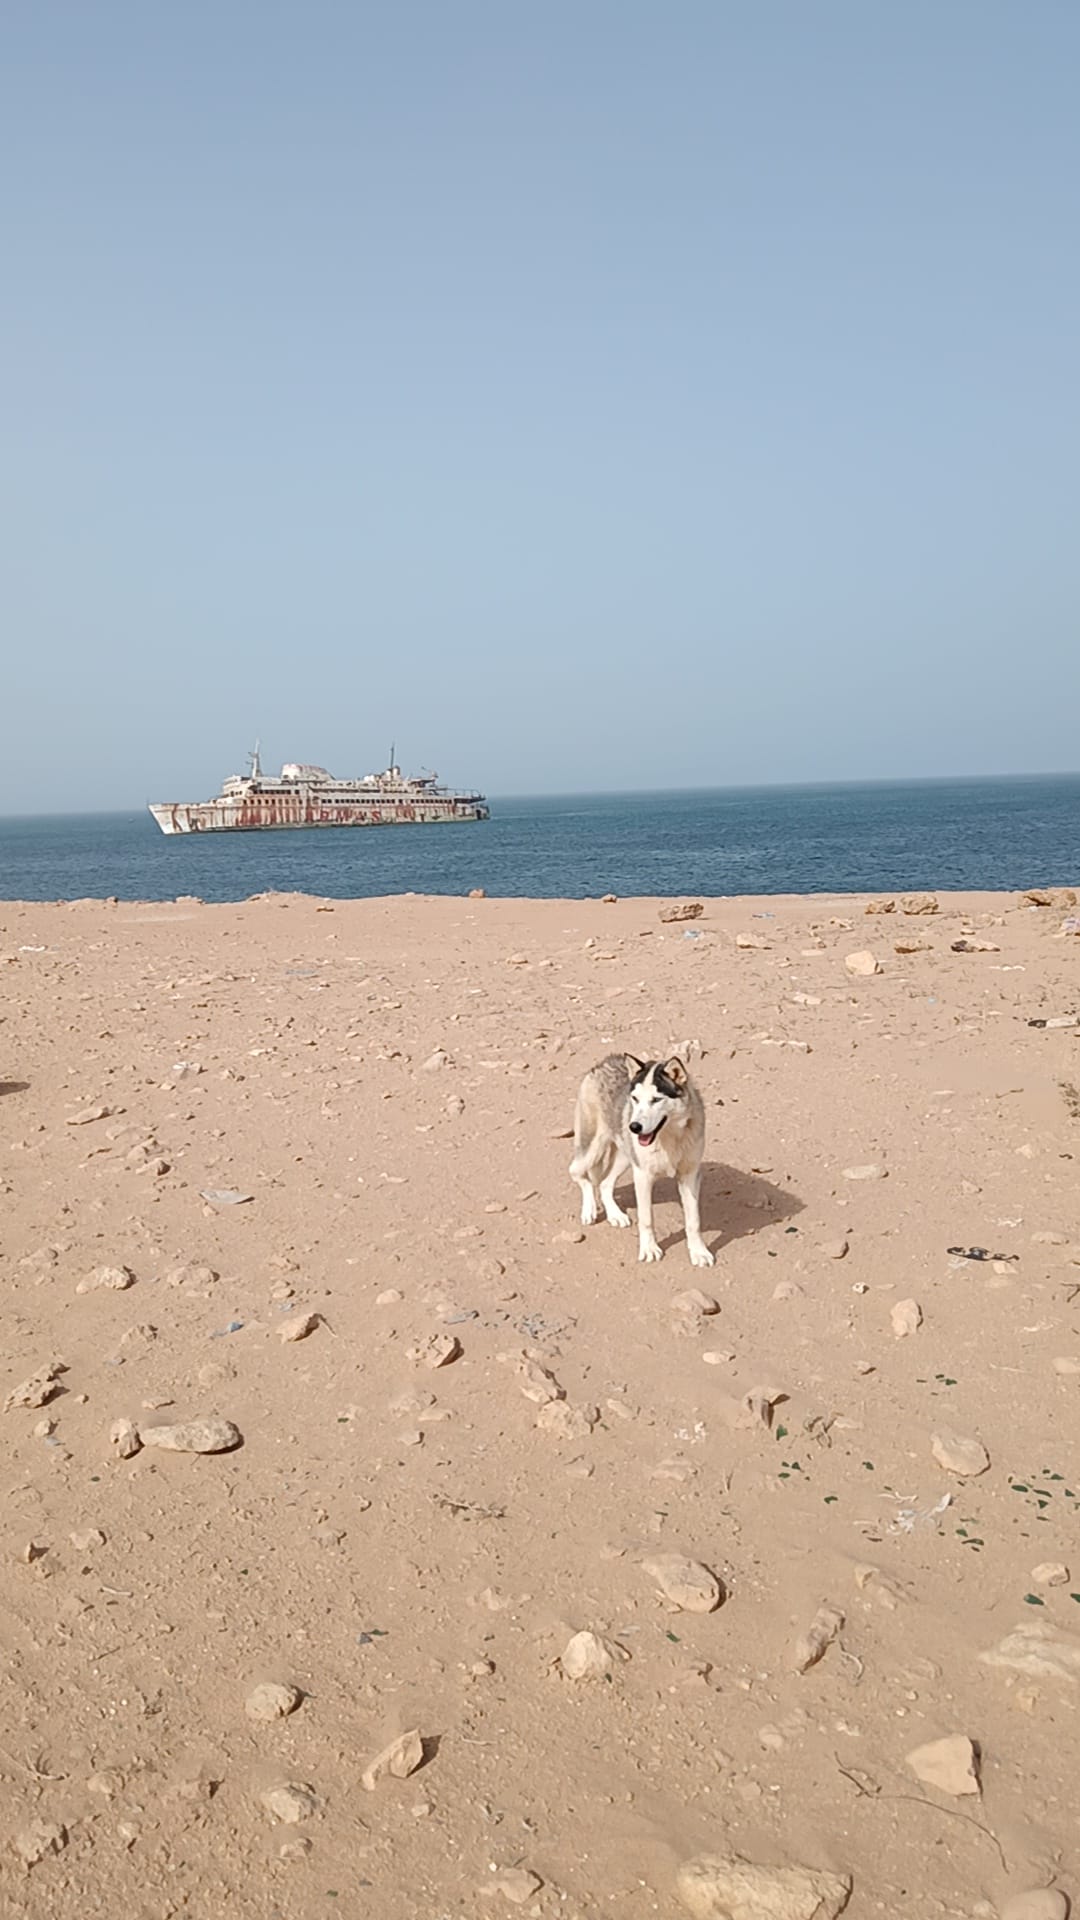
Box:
[679,1169,714,1267]
[632,1164,662,1262]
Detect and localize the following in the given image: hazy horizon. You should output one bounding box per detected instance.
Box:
[5,3,1079,814]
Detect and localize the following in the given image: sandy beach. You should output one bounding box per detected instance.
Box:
[1,885,1078,1919]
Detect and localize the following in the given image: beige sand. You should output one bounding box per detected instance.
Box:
[1,887,1078,1916]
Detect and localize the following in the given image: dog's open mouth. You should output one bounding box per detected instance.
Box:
[637,1118,667,1147]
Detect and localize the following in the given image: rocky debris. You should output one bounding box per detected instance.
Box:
[66,1103,115,1125]
[139,1417,243,1454]
[279,1312,320,1343]
[979,1621,1080,1683]
[952,936,1000,953]
[77,1263,135,1293]
[1031,1563,1070,1587]
[515,1355,564,1404]
[931,1429,989,1476]
[660,902,704,923]
[792,1604,845,1674]
[559,1629,625,1680]
[735,933,770,950]
[844,951,881,977]
[676,1852,852,1919]
[408,1332,462,1369]
[260,1782,318,1824]
[109,1416,142,1459]
[4,1360,67,1412]
[865,899,895,915]
[113,1323,157,1362]
[842,1164,884,1180]
[361,1729,424,1791]
[819,1237,849,1260]
[535,1400,598,1440]
[163,1262,219,1292]
[468,887,486,899]
[998,1891,1070,1920]
[905,1733,980,1797]
[900,893,939,914]
[739,1386,785,1431]
[246,1682,302,1722]
[671,1288,720,1315]
[890,1298,922,1338]
[13,1820,68,1868]
[894,936,933,954]
[70,1527,106,1550]
[421,1047,451,1071]
[485,1867,544,1905]
[1052,1356,1080,1376]
[200,1188,254,1207]
[642,1554,723,1613]
[1021,887,1077,909]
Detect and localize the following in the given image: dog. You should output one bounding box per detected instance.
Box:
[569,1054,714,1267]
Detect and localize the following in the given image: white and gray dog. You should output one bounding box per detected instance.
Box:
[569,1053,713,1266]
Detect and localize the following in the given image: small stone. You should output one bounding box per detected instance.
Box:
[819,1238,849,1260]
[361,1729,424,1791]
[535,1400,598,1440]
[703,1349,735,1366]
[4,1361,67,1413]
[772,1280,803,1301]
[865,898,896,915]
[1052,1356,1080,1376]
[421,1048,451,1071]
[553,1228,586,1245]
[1031,1563,1070,1587]
[980,1620,1080,1682]
[13,1820,68,1867]
[77,1264,135,1294]
[246,1682,302,1722]
[69,1527,106,1550]
[842,1164,884,1180]
[376,1288,403,1305]
[66,1104,114,1125]
[260,1782,318,1824]
[676,1853,851,1920]
[792,1604,845,1673]
[900,893,939,915]
[642,1554,723,1613]
[1032,1231,1068,1246]
[999,1892,1069,1920]
[514,1355,564,1405]
[905,1733,980,1797]
[408,1332,462,1369]
[140,1417,242,1453]
[659,902,704,923]
[163,1262,219,1291]
[559,1630,622,1680]
[735,932,770,950]
[891,1298,923,1338]
[86,1769,125,1798]
[671,1288,720,1315]
[110,1417,142,1458]
[488,1866,544,1905]
[468,887,486,899]
[845,951,881,977]
[279,1313,320,1343]
[931,1430,989,1477]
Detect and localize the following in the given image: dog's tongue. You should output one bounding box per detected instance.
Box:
[639,1129,657,1147]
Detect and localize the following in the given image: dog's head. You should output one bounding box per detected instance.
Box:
[623,1056,689,1147]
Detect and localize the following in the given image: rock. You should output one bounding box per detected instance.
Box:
[199,1188,254,1207]
[642,1554,723,1613]
[951,937,1000,953]
[408,1333,462,1369]
[77,1264,135,1294]
[421,1048,451,1071]
[931,1430,989,1477]
[110,1417,142,1459]
[140,1417,242,1453]
[792,1604,845,1673]
[515,1355,564,1405]
[66,1103,115,1125]
[999,1891,1070,1920]
[905,1733,980,1797]
[1031,1563,1070,1587]
[279,1313,320,1343]
[891,1299,922,1338]
[819,1238,849,1260]
[844,951,881,977]
[164,1262,219,1291]
[735,933,771,950]
[69,1527,106,1550]
[361,1729,424,1790]
[671,1288,720,1315]
[4,1360,67,1412]
[676,1852,852,1919]
[1052,1357,1080,1376]
[13,1820,68,1868]
[660,902,704,923]
[841,1164,884,1181]
[468,887,486,899]
[900,893,939,915]
[260,1782,318,1823]
[979,1620,1080,1683]
[772,1280,803,1301]
[865,898,896,915]
[246,1682,302,1722]
[559,1629,623,1680]
[1022,888,1077,909]
[487,1867,544,1905]
[535,1400,598,1440]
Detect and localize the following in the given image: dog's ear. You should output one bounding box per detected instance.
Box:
[662,1056,688,1088]
[624,1054,646,1080]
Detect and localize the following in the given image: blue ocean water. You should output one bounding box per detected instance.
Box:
[0,777,1077,904]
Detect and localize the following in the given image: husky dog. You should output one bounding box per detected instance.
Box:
[569,1054,714,1267]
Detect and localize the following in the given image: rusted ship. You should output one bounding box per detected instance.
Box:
[149,746,489,835]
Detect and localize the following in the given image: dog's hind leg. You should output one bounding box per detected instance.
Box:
[599,1144,632,1227]
[678,1168,714,1267]
[570,1134,607,1226]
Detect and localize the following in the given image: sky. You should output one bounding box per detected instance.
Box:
[3,1,1079,812]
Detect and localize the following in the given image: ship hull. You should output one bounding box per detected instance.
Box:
[149,799,489,836]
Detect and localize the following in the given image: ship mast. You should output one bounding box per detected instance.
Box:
[248,739,262,780]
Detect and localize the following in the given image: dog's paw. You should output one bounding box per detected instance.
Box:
[605,1205,632,1228]
[580,1195,599,1227]
[688,1242,715,1268]
[638,1238,664,1263]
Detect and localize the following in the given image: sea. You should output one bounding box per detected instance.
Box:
[1,776,1078,905]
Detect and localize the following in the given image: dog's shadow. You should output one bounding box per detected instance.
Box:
[650,1160,804,1255]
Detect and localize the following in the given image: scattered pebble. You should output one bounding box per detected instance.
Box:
[819,1237,849,1259]
[408,1332,462,1369]
[260,1782,318,1824]
[891,1298,923,1338]
[676,1853,851,1920]
[905,1733,980,1797]
[4,1361,67,1413]
[140,1417,242,1454]
[1032,1563,1070,1587]
[845,951,882,977]
[535,1400,598,1440]
[642,1553,723,1613]
[109,1417,142,1459]
[76,1263,135,1294]
[69,1527,106,1550]
[792,1604,845,1673]
[931,1429,990,1477]
[361,1728,424,1791]
[13,1820,68,1868]
[486,1866,544,1905]
[998,1891,1070,1920]
[842,1164,884,1181]
[246,1682,302,1722]
[671,1288,719,1315]
[279,1311,320,1343]
[559,1629,623,1680]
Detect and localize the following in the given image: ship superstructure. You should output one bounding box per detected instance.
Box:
[149,746,489,835]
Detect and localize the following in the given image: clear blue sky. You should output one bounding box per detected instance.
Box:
[3,1,1078,812]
